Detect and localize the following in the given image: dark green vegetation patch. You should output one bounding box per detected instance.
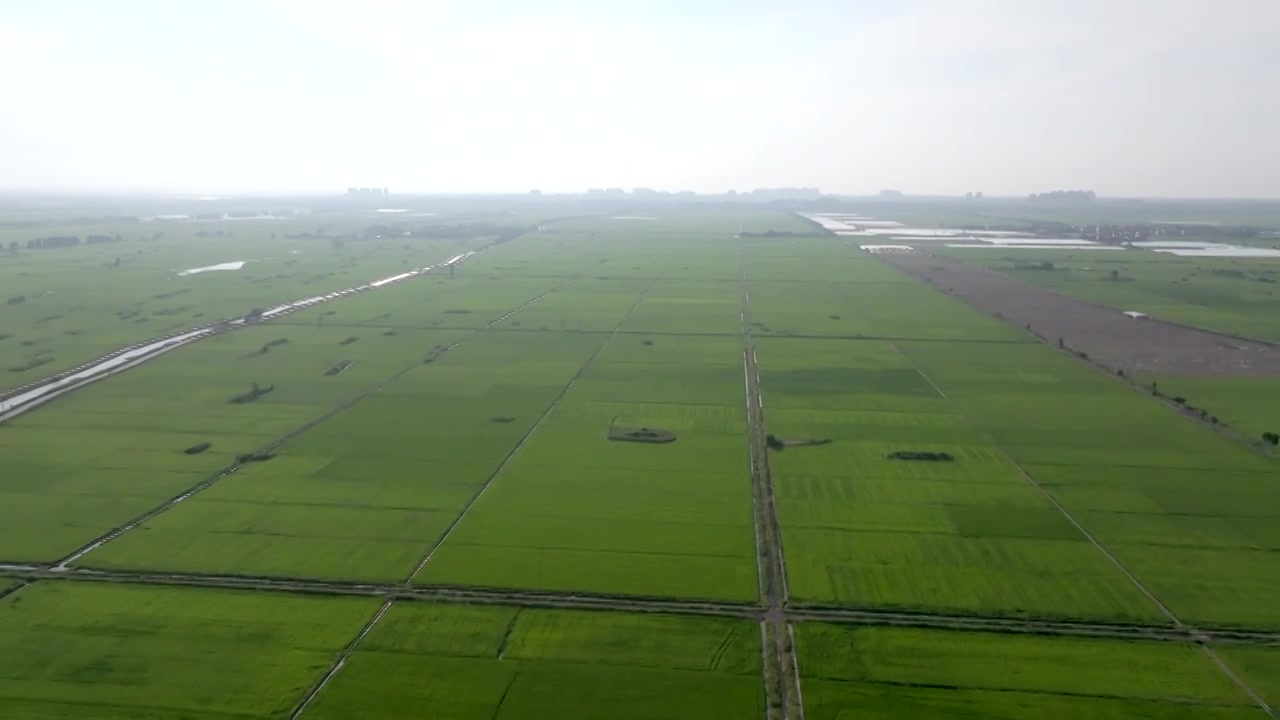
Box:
[607,426,677,443]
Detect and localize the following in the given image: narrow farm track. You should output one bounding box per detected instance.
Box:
[51,279,579,570]
[404,281,659,584]
[876,302,1277,717]
[288,598,394,719]
[737,251,804,720]
[6,563,1277,646]
[0,580,28,602]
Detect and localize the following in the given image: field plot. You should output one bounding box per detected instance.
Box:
[0,581,376,719]
[939,245,1280,342]
[417,333,758,600]
[489,277,654,332]
[896,339,1280,628]
[739,242,1025,341]
[1216,646,1280,710]
[400,232,761,600]
[305,603,762,720]
[0,313,465,563]
[1138,374,1280,444]
[78,331,605,581]
[616,279,743,335]
[276,273,569,331]
[758,337,1157,621]
[472,229,741,283]
[797,623,1258,719]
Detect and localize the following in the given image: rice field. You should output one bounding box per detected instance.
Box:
[797,623,1261,719]
[2,205,1277,718]
[304,603,763,719]
[747,240,1280,628]
[0,582,377,719]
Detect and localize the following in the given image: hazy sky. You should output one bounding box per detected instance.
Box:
[2,0,1277,197]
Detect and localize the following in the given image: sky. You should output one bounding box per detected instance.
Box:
[1,0,1277,197]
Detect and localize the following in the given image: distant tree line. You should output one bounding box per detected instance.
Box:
[1028,190,1097,202]
[737,229,826,238]
[19,234,123,250]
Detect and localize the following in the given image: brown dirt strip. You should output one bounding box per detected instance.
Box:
[880,251,1280,377]
[50,279,580,569]
[738,251,805,720]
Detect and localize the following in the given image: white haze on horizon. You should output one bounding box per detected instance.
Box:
[1,0,1277,198]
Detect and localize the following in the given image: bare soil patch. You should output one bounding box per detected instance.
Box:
[882,252,1280,377]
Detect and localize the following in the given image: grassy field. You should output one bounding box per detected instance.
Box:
[0,581,377,719]
[1215,646,1280,710]
[1137,374,1280,445]
[797,623,1259,719]
[305,603,763,719]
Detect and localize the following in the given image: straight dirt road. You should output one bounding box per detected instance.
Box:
[737,251,805,720]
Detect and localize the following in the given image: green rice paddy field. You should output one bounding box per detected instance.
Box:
[1,207,1276,717]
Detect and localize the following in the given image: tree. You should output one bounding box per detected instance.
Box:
[1263,432,1279,446]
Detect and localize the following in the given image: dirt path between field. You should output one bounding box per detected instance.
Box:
[52,279,580,570]
[288,598,394,719]
[880,251,1280,377]
[737,252,805,720]
[6,563,1278,646]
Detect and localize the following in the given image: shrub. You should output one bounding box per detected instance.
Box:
[888,450,955,462]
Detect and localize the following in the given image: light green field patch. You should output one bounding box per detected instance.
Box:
[798,624,1255,720]
[786,528,1159,621]
[306,604,763,720]
[0,582,376,719]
